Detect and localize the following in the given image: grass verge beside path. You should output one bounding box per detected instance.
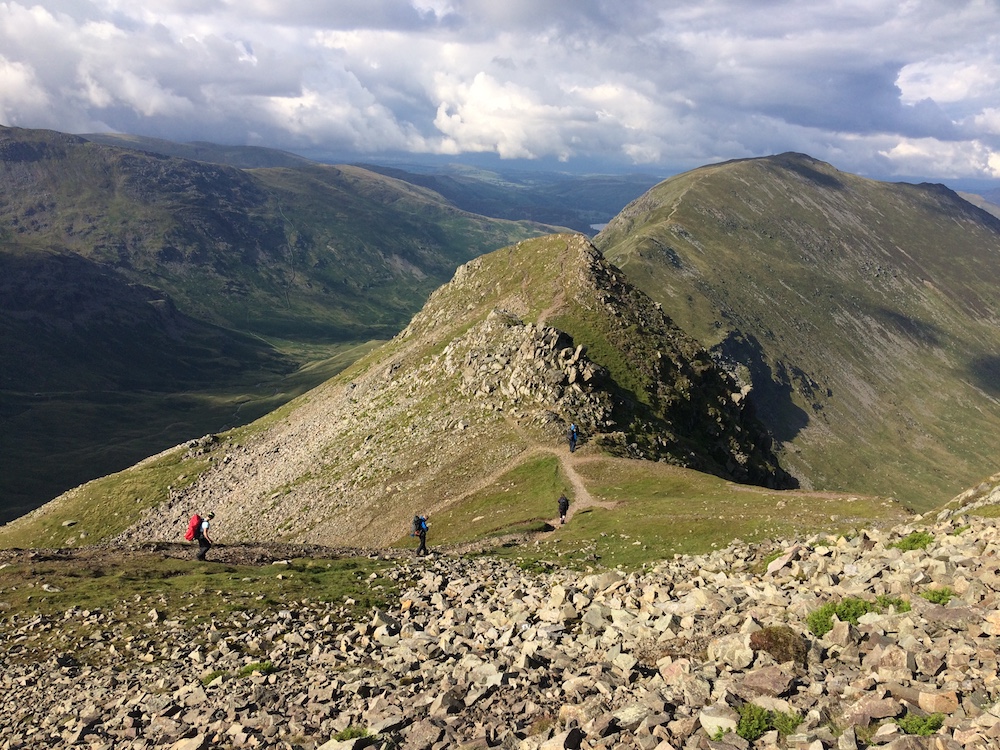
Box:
[532,457,909,568]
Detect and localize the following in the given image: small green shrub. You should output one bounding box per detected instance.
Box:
[920,588,954,605]
[889,531,934,551]
[736,703,771,742]
[334,726,370,741]
[806,601,849,637]
[896,713,945,736]
[951,525,970,536]
[723,704,804,742]
[806,596,910,636]
[238,661,275,677]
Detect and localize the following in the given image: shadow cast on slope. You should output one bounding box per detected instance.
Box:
[714,331,812,444]
[969,355,1000,397]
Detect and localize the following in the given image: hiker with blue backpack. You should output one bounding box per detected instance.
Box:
[411,514,429,556]
[568,423,579,452]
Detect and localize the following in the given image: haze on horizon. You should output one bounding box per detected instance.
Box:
[1,0,999,184]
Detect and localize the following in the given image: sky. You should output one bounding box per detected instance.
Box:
[1,0,1000,182]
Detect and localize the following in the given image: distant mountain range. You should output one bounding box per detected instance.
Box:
[84,132,664,235]
[4,128,1000,538]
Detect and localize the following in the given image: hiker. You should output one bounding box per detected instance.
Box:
[196,511,215,561]
[411,514,429,556]
[558,493,570,524]
[568,423,579,453]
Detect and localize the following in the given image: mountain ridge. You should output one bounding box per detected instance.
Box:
[596,152,1000,510]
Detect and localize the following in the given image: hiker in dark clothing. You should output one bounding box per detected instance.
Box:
[568,423,579,453]
[196,512,215,561]
[557,494,570,524]
[411,514,429,556]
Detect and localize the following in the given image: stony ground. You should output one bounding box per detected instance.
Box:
[3,483,1000,750]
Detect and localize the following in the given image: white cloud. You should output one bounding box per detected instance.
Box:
[0,0,999,180]
[0,55,52,125]
[878,138,1000,179]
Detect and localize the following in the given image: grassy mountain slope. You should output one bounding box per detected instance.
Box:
[596,153,1000,510]
[0,125,550,519]
[6,234,903,556]
[0,126,550,341]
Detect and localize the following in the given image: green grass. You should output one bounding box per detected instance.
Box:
[896,713,945,736]
[238,661,275,677]
[0,553,396,667]
[0,445,208,549]
[333,726,370,741]
[408,454,569,546]
[443,455,906,571]
[920,587,954,605]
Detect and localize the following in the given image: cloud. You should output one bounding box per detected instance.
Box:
[0,0,999,179]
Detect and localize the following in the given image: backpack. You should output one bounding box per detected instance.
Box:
[185,513,203,541]
[412,515,427,534]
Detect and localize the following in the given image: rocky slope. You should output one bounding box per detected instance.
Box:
[3,476,999,749]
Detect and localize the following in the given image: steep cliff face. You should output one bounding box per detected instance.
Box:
[597,153,1000,509]
[87,234,790,549]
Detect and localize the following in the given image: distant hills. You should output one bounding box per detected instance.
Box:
[596,152,1000,510]
[84,133,662,235]
[355,163,662,234]
[0,125,554,520]
[5,128,1000,538]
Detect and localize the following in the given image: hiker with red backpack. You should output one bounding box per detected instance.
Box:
[185,511,215,561]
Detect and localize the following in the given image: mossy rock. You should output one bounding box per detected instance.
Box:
[749,625,808,667]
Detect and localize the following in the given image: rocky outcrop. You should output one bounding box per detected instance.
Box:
[443,308,616,432]
[3,500,1000,749]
